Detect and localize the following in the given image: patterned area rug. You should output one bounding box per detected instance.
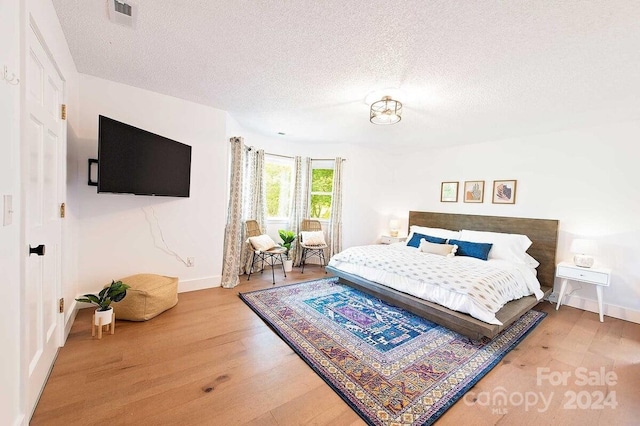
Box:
[239,277,545,426]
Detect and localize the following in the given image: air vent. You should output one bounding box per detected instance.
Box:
[114,1,132,17]
[108,0,136,28]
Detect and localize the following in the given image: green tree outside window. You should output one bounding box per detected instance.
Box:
[310,168,333,219]
[265,162,292,218]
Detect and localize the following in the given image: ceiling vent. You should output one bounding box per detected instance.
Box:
[108,0,136,28]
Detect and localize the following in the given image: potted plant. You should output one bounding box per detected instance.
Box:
[76,280,130,335]
[278,229,296,272]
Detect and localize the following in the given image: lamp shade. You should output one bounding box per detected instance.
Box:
[389,219,400,237]
[569,239,597,255]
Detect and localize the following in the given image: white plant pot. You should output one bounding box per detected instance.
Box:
[94,307,114,326]
[283,259,293,272]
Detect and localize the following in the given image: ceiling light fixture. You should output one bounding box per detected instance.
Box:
[369,96,402,125]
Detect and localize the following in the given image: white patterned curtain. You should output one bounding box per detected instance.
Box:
[220,137,245,288]
[327,157,344,258]
[293,157,312,266]
[288,156,303,263]
[221,139,266,288]
[240,147,266,274]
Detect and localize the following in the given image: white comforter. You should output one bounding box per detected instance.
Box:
[328,244,543,325]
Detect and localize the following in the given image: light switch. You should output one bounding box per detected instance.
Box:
[3,195,13,226]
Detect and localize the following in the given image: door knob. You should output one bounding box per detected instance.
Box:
[29,244,46,256]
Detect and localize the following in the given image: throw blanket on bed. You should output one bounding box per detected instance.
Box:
[329,245,539,318]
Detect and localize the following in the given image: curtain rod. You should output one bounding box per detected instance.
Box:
[261,151,292,159]
[247,148,346,162]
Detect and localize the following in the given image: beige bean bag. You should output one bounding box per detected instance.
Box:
[111,274,178,321]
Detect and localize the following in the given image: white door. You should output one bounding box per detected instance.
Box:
[23,22,65,418]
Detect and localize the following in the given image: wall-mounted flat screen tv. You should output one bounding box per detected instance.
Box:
[98,115,192,197]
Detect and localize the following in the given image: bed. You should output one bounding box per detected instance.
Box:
[326,211,558,340]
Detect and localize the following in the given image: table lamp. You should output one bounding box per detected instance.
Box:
[389,220,400,237]
[570,238,597,268]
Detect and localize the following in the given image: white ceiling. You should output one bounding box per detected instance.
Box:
[52,0,640,149]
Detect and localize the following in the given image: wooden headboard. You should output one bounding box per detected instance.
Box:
[408,211,559,289]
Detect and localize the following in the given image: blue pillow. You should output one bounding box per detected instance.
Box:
[407,233,447,248]
[448,239,493,260]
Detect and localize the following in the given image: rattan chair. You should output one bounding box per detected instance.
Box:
[299,219,328,274]
[245,220,287,285]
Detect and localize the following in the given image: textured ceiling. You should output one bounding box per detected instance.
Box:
[52,0,640,149]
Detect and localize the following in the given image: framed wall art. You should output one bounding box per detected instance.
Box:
[440,181,459,202]
[492,180,517,204]
[463,180,484,203]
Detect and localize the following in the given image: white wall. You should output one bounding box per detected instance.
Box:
[74,74,228,295]
[390,121,640,322]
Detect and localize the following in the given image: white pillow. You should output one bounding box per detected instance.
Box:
[301,231,326,246]
[419,239,458,257]
[459,229,532,264]
[406,225,460,245]
[247,234,277,251]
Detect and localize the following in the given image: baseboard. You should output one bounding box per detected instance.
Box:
[62,302,78,345]
[178,276,221,293]
[562,295,640,324]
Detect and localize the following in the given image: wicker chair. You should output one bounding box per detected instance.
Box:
[245,220,287,285]
[299,219,328,274]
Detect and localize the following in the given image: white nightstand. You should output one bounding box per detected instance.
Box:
[380,235,406,245]
[555,260,611,322]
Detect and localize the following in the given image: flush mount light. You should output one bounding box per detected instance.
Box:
[370,96,402,125]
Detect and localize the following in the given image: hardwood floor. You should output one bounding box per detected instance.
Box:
[32,268,640,425]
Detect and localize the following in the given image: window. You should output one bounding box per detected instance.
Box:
[264,157,334,221]
[265,156,293,219]
[309,160,334,220]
